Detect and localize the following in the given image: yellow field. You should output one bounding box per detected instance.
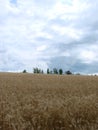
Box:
[0,73,98,130]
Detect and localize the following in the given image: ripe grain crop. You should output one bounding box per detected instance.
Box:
[0,72,98,130]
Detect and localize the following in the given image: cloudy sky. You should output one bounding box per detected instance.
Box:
[0,0,98,74]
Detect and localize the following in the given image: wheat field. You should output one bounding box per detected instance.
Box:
[0,72,98,130]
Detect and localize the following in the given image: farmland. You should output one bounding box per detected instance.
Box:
[0,72,98,130]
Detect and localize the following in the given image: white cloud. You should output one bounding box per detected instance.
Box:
[0,0,98,73]
[36,45,47,51]
[80,50,97,64]
[78,45,98,64]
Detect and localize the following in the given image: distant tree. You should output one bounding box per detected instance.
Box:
[59,69,63,75]
[53,68,58,74]
[23,69,27,73]
[47,68,50,74]
[33,68,38,73]
[65,70,72,75]
[76,73,80,75]
[33,68,44,74]
[33,68,37,73]
[37,68,41,73]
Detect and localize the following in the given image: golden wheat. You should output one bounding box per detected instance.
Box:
[0,72,98,130]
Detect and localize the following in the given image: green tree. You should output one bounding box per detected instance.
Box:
[47,68,50,74]
[33,68,44,74]
[65,70,72,75]
[23,69,27,73]
[33,68,37,73]
[59,69,63,75]
[53,68,58,74]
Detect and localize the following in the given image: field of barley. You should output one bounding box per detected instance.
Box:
[0,72,98,130]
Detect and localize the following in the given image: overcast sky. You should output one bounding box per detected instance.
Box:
[0,0,98,74]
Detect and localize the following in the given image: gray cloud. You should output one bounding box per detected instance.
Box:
[48,56,98,74]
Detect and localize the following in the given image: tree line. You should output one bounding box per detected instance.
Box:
[23,68,73,75]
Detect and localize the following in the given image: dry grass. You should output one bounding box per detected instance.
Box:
[0,72,98,130]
